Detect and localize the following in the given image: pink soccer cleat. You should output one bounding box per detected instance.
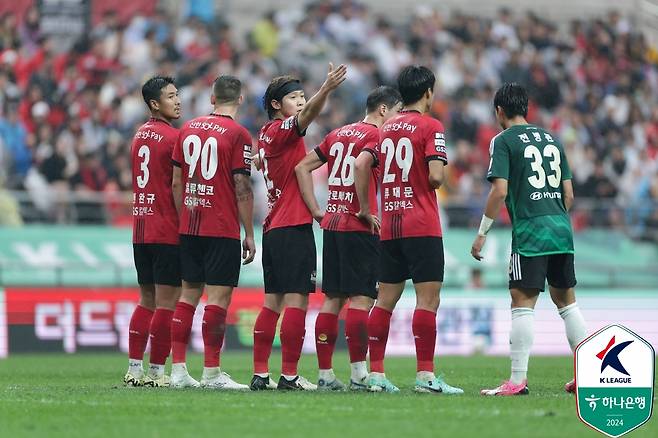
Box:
[564,379,576,393]
[481,380,529,396]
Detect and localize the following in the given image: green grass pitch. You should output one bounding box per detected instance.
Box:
[0,352,655,438]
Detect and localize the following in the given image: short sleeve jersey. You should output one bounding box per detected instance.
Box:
[487,124,574,256]
[172,114,252,239]
[378,110,448,241]
[314,121,379,233]
[131,118,180,245]
[257,115,312,232]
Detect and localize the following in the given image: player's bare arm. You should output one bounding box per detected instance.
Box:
[294,151,325,223]
[354,150,380,233]
[471,177,508,261]
[428,160,445,189]
[296,63,347,132]
[233,173,256,265]
[172,165,182,215]
[563,179,574,212]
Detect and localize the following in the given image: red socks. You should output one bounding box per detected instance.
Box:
[368,306,392,373]
[345,308,369,363]
[202,305,227,368]
[413,309,437,373]
[171,301,196,364]
[128,305,154,360]
[253,307,280,374]
[315,312,338,370]
[148,308,173,365]
[280,307,307,376]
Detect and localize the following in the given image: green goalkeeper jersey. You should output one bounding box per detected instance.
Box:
[487,124,574,256]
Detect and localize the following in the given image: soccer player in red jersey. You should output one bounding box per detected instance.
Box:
[168,75,256,390]
[360,66,463,394]
[294,86,402,390]
[250,63,347,391]
[125,76,181,387]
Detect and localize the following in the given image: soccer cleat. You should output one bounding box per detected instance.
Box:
[415,375,464,395]
[367,374,400,393]
[170,372,200,389]
[200,372,249,390]
[318,376,346,391]
[481,380,529,396]
[123,371,144,387]
[277,375,318,391]
[143,374,170,388]
[349,376,369,391]
[564,379,576,393]
[249,375,277,391]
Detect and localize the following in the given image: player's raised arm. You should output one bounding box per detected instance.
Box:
[355,150,380,233]
[233,173,256,265]
[294,150,326,223]
[296,63,347,132]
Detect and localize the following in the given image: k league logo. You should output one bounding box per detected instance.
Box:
[575,324,655,437]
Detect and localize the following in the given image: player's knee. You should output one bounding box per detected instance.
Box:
[349,296,374,311]
[139,285,156,310]
[155,285,180,310]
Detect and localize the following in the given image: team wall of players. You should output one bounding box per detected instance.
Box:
[124,63,586,396]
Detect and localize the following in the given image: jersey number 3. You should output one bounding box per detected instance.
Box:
[524,144,561,189]
[136,145,150,188]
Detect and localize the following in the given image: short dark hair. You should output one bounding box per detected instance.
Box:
[494,83,528,118]
[397,65,435,105]
[141,76,175,111]
[366,86,402,113]
[213,75,242,104]
[263,75,300,119]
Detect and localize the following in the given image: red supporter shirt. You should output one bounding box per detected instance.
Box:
[257,115,312,232]
[377,110,448,241]
[131,118,180,245]
[315,121,380,233]
[172,114,252,239]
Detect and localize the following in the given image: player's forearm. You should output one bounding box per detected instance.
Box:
[172,181,182,215]
[295,165,322,216]
[234,175,255,237]
[354,161,371,213]
[483,187,506,222]
[297,87,331,132]
[237,200,255,237]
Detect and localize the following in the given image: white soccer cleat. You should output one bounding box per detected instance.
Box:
[170,363,200,389]
[200,372,249,390]
[143,374,171,388]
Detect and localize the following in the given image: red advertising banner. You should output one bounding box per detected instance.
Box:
[2,287,326,356]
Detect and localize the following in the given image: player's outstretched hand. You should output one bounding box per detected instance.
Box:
[322,63,347,93]
[356,211,380,234]
[242,236,256,265]
[471,235,486,261]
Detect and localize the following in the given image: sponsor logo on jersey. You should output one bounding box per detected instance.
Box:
[530,191,542,201]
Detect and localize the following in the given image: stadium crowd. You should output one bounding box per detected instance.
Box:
[0,2,656,240]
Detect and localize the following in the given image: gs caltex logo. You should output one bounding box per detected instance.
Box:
[575,324,655,437]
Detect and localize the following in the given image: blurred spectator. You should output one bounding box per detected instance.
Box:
[0,3,654,237]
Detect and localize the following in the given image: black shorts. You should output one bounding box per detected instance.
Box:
[508,252,577,292]
[380,237,444,284]
[133,244,181,287]
[180,235,241,286]
[322,230,379,299]
[262,224,316,294]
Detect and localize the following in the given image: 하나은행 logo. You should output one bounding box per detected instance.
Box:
[575,324,655,437]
